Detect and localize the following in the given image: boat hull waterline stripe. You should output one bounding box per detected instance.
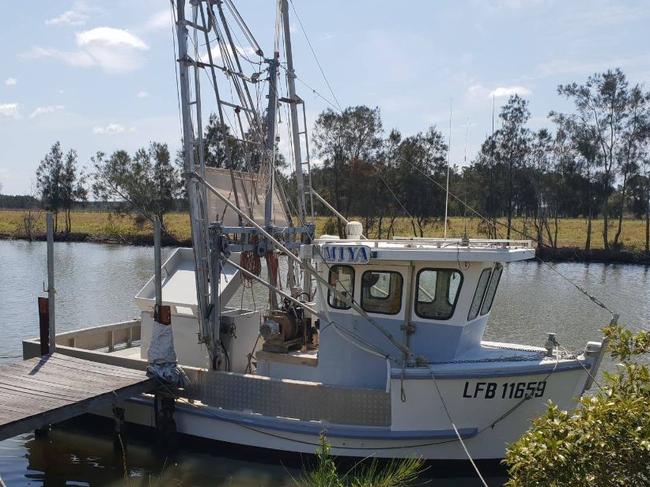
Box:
[128,396,478,440]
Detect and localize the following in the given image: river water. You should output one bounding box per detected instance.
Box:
[0,239,648,486]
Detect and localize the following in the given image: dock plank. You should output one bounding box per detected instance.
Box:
[0,353,154,441]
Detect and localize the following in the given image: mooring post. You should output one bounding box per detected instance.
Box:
[112,406,127,456]
[152,218,177,454]
[37,297,50,356]
[154,392,177,455]
[46,212,56,353]
[154,218,162,317]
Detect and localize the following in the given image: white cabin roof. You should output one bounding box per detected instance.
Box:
[314,237,535,263]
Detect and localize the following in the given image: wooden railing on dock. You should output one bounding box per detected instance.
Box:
[0,353,153,441]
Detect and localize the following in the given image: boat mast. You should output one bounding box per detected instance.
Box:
[263,3,281,228]
[175,0,218,367]
[280,0,307,224]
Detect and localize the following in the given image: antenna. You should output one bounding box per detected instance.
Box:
[463,117,471,238]
[491,94,495,136]
[443,99,452,239]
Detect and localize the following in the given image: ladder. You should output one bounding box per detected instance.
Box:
[297,98,315,221]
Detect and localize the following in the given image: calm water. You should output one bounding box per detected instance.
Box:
[0,239,648,486]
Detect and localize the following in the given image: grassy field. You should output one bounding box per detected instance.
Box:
[0,209,648,251]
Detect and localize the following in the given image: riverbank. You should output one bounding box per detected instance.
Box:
[1,209,649,264]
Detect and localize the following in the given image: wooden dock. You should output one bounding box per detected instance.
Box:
[0,353,154,441]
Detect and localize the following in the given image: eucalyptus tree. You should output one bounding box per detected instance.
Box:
[202,115,248,170]
[612,86,649,247]
[555,68,632,250]
[527,128,554,245]
[497,95,532,239]
[312,106,383,235]
[92,142,183,232]
[388,126,448,237]
[35,142,64,231]
[36,141,86,233]
[60,149,87,233]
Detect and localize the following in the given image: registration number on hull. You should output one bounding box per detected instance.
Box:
[462,381,547,399]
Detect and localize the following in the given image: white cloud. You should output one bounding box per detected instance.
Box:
[45,0,93,26]
[46,9,88,26]
[0,103,20,118]
[5,78,17,86]
[76,27,148,50]
[489,86,531,98]
[144,10,171,31]
[23,46,95,68]
[23,27,149,73]
[93,123,135,135]
[30,105,65,118]
[465,84,532,103]
[136,90,149,98]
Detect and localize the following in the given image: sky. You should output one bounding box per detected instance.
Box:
[0,0,649,195]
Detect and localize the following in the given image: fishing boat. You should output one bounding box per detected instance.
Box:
[23,0,606,461]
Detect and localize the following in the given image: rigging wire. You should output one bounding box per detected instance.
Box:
[287,0,342,111]
[283,66,340,113]
[376,170,423,236]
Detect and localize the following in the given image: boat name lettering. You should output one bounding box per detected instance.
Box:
[322,245,371,264]
[462,380,546,399]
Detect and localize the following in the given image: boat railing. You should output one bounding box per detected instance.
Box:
[23,319,142,367]
[343,237,535,249]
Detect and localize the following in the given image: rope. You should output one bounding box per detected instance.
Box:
[429,372,489,487]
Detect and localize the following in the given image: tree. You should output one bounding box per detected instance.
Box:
[505,324,650,487]
[36,142,64,231]
[312,106,383,236]
[495,95,532,239]
[612,86,649,247]
[60,149,87,233]
[36,141,86,233]
[202,114,248,170]
[93,142,183,231]
[556,69,633,250]
[387,127,448,236]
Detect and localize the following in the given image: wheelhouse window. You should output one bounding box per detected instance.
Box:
[328,265,354,310]
[480,263,503,315]
[468,268,492,321]
[361,270,403,315]
[415,269,463,320]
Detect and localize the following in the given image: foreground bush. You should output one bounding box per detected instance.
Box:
[505,325,650,487]
[298,435,424,487]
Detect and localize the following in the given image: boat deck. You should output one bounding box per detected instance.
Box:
[0,353,154,441]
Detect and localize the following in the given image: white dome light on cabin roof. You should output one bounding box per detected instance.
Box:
[346,221,363,240]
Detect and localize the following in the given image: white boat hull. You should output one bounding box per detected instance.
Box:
[117,364,588,460]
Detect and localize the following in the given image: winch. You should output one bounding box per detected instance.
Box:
[261,298,317,353]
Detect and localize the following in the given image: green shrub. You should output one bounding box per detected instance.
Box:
[504,325,650,487]
[298,435,425,487]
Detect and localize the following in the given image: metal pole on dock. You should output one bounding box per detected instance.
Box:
[46,212,56,353]
[154,218,162,313]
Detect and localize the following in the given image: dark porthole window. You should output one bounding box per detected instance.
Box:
[415,269,463,320]
[468,268,492,321]
[361,270,403,315]
[328,265,355,310]
[481,263,503,315]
